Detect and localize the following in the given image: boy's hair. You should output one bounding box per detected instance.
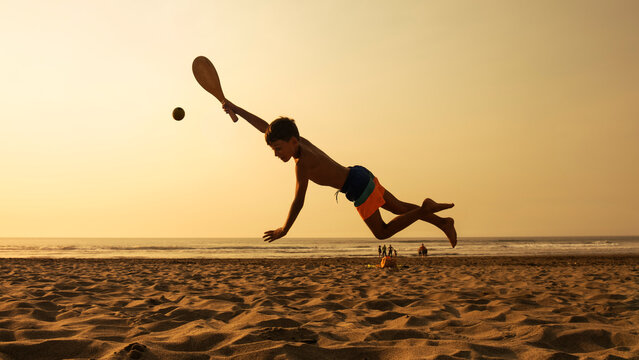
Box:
[265,117,299,145]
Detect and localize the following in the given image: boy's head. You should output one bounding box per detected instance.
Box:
[265,117,300,162]
[265,117,299,145]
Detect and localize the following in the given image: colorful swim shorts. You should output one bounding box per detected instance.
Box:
[339,165,386,220]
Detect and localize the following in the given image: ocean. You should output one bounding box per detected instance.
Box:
[1,236,638,259]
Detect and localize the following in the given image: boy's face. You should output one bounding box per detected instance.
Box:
[268,138,298,162]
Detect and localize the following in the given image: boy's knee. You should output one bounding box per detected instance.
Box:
[373,228,390,240]
[365,215,390,240]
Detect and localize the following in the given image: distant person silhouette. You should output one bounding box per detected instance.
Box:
[419,243,428,257]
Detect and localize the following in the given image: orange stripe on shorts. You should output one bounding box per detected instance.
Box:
[356,177,386,220]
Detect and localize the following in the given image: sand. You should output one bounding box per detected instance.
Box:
[0,255,638,360]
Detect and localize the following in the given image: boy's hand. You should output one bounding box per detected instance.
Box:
[263,227,287,243]
[222,100,238,116]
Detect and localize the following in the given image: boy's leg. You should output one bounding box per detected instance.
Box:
[380,190,457,248]
[364,208,424,241]
[382,191,453,215]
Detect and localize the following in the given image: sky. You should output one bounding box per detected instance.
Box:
[1,0,638,239]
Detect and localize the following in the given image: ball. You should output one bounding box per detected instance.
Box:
[172,107,185,121]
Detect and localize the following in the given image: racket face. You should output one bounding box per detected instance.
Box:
[192,56,238,122]
[192,56,225,102]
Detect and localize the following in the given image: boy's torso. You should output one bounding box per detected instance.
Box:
[296,137,349,189]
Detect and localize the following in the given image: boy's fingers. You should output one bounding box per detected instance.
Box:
[263,228,283,242]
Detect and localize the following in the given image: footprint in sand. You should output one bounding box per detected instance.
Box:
[123,343,147,359]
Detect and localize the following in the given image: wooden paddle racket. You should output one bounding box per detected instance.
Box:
[192,56,238,122]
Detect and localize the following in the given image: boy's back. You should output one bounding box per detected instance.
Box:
[295,137,350,189]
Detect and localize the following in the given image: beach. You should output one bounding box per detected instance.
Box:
[1,256,638,360]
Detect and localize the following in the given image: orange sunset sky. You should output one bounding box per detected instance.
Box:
[1,0,638,239]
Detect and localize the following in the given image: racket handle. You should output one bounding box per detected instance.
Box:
[229,109,238,122]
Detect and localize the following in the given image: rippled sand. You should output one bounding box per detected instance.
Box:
[0,256,638,359]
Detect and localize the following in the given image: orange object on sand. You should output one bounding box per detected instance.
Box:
[379,256,397,269]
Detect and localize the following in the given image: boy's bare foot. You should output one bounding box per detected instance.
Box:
[439,217,457,248]
[421,198,455,213]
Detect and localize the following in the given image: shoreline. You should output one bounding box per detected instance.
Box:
[2,253,639,263]
[3,235,638,260]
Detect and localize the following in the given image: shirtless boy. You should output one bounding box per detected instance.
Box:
[222,101,457,247]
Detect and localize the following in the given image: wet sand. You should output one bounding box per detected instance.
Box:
[0,255,638,359]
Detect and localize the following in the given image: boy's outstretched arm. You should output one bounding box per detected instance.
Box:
[222,100,269,133]
[263,166,309,242]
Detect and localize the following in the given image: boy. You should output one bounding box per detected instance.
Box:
[222,101,457,247]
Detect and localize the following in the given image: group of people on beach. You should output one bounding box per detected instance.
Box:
[378,243,429,257]
[378,244,398,258]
